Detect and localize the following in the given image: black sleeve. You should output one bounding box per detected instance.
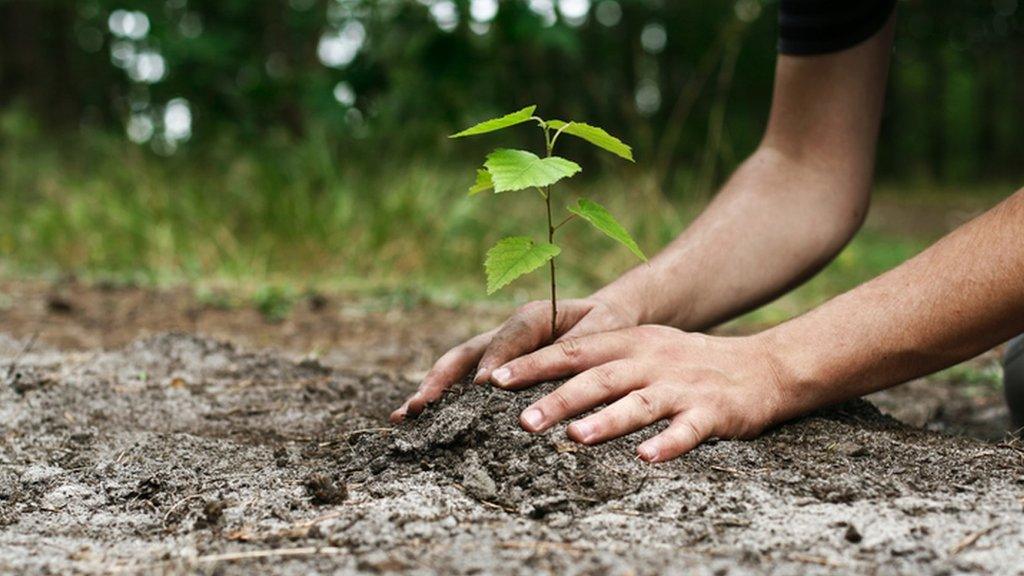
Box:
[778,0,897,56]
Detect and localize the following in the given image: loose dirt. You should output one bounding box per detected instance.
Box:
[1,331,1022,575]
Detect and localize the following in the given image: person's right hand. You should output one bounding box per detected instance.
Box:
[389,295,641,423]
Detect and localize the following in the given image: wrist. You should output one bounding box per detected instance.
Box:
[590,267,658,327]
[588,281,645,327]
[593,264,694,328]
[750,325,831,424]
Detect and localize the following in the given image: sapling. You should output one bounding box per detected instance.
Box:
[451,105,647,342]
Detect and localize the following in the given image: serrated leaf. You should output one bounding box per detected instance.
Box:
[484,236,561,295]
[568,198,647,261]
[547,120,634,161]
[484,149,581,193]
[468,169,493,195]
[450,105,538,138]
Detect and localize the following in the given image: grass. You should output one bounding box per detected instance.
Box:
[0,113,1012,327]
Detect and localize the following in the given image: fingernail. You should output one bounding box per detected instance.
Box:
[521,408,544,431]
[570,421,596,443]
[638,443,659,462]
[491,367,512,386]
[474,367,488,383]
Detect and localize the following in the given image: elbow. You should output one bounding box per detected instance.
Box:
[805,185,871,268]
[828,185,870,247]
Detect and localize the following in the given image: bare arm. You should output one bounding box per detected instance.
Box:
[598,17,895,330]
[767,188,1024,421]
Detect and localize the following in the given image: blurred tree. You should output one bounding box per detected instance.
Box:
[0,0,1020,184]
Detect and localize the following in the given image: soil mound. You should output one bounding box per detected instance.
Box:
[352,379,659,516]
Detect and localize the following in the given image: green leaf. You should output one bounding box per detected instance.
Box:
[484,149,581,193]
[484,236,561,295]
[547,120,634,162]
[468,169,493,195]
[450,105,538,138]
[568,198,647,261]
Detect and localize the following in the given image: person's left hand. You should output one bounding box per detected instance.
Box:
[486,325,788,462]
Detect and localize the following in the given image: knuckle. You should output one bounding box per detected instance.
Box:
[678,419,703,445]
[512,356,536,374]
[590,366,617,395]
[557,337,584,360]
[629,389,659,418]
[546,389,573,415]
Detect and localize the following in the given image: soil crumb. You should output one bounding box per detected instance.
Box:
[1,332,1022,575]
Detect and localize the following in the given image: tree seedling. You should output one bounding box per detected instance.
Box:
[451,105,647,341]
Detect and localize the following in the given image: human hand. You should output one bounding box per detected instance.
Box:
[487,325,786,462]
[390,295,641,423]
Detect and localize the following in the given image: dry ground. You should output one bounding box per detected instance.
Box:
[0,280,1022,574]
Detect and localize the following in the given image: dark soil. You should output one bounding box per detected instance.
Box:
[1,331,1023,575]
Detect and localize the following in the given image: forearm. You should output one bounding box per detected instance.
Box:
[595,147,869,330]
[594,21,893,331]
[763,189,1024,421]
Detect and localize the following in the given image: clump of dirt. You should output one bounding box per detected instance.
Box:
[1,332,1022,575]
[304,472,348,506]
[351,379,657,517]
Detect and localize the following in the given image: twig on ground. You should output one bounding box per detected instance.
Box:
[996,440,1024,461]
[788,553,836,566]
[110,546,349,572]
[4,331,39,383]
[968,450,1001,461]
[499,540,590,556]
[710,465,748,477]
[226,510,353,543]
[949,524,1000,556]
[162,494,206,524]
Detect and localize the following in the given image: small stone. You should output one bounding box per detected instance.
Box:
[845,523,863,544]
[461,450,497,500]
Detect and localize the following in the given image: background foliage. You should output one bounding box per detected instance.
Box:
[0,0,1021,311]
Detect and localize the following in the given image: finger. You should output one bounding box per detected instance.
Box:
[566,384,675,445]
[636,410,716,463]
[475,301,590,384]
[491,330,639,389]
[519,360,646,433]
[390,329,496,423]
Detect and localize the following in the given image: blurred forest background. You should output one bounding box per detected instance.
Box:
[0,0,1021,317]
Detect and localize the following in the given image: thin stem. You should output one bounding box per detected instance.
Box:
[542,122,558,342]
[553,213,576,232]
[546,187,557,342]
[549,121,573,152]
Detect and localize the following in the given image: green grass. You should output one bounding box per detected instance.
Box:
[0,113,1009,326]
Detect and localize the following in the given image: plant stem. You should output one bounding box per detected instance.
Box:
[546,187,557,342]
[553,213,576,232]
[543,124,558,342]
